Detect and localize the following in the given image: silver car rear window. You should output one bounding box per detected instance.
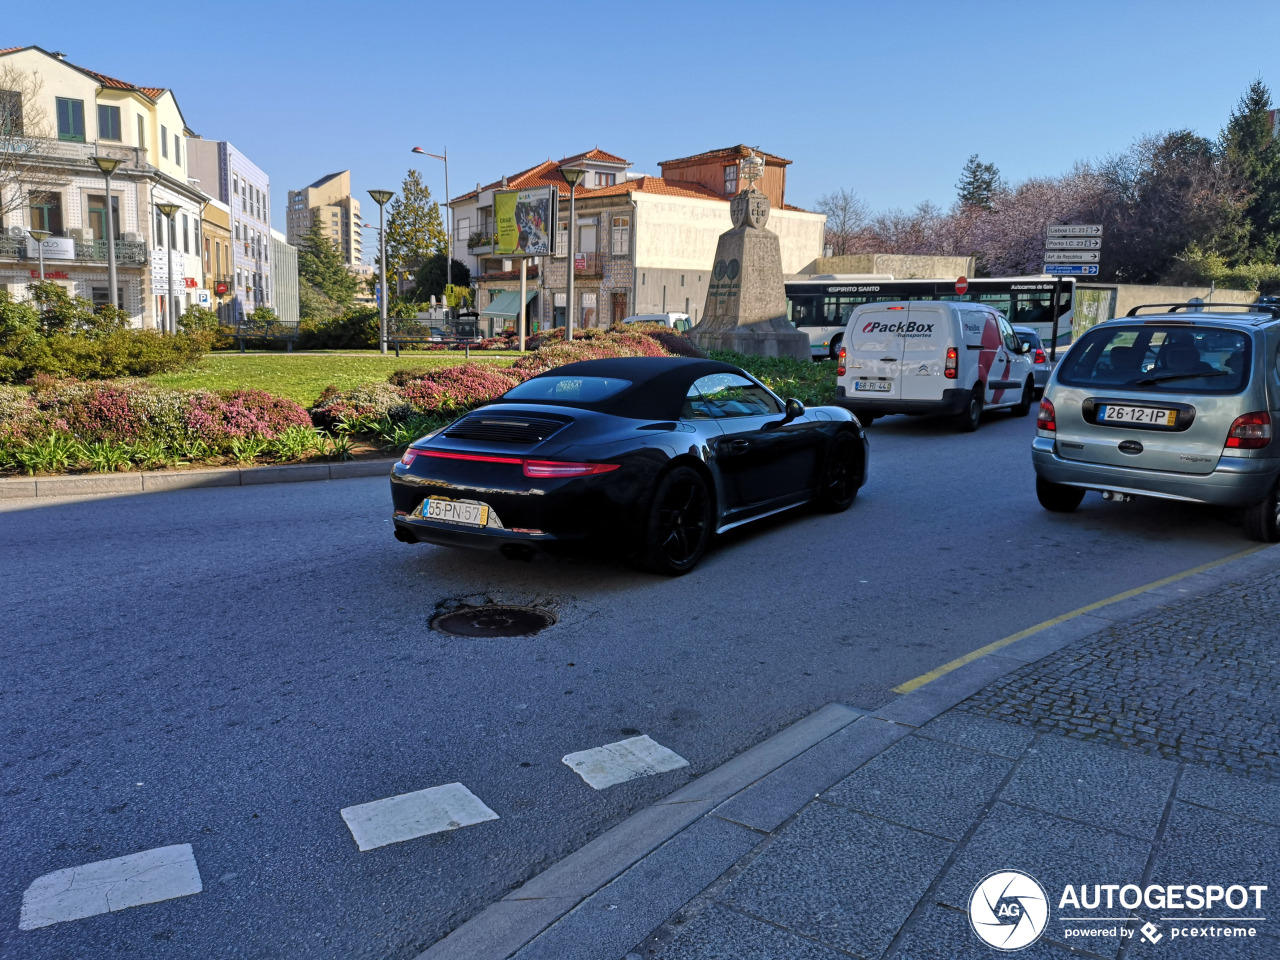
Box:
[1056,324,1251,395]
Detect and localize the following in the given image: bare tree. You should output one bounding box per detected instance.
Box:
[0,62,58,227]
[815,187,869,255]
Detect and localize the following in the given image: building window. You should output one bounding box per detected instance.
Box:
[56,98,85,142]
[723,163,738,195]
[136,114,145,149]
[87,194,120,241]
[680,274,685,286]
[97,104,121,141]
[161,124,168,157]
[0,90,23,136]
[455,216,469,240]
[155,209,164,245]
[174,134,181,166]
[581,292,597,327]
[595,172,616,187]
[182,214,190,253]
[204,237,211,272]
[29,192,63,235]
[233,175,239,195]
[556,220,568,255]
[611,217,630,256]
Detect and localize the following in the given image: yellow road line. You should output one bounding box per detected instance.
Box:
[892,545,1270,695]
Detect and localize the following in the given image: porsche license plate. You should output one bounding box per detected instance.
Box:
[423,499,489,526]
[855,380,892,392]
[1098,404,1177,426]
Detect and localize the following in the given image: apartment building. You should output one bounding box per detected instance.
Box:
[449,146,824,334]
[286,170,362,267]
[0,45,205,327]
[186,138,272,322]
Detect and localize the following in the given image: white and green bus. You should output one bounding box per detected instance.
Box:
[786,276,1077,360]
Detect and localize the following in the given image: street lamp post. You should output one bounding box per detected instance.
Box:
[91,155,123,311]
[559,166,586,342]
[368,189,394,354]
[156,202,180,334]
[27,228,51,282]
[411,146,451,295]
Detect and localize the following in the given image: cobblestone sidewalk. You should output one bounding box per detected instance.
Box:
[638,569,1280,960]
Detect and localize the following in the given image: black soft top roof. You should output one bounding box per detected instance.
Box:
[501,356,747,420]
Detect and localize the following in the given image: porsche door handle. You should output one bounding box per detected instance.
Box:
[727,439,750,452]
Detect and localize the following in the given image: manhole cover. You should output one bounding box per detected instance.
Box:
[432,605,556,638]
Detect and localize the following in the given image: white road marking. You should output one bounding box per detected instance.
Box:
[19,844,202,930]
[340,782,498,851]
[562,735,690,790]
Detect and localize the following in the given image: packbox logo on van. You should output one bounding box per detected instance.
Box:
[861,320,934,335]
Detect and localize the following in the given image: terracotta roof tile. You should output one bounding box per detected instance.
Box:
[566,147,628,165]
[452,150,631,203]
[0,47,25,55]
[584,176,727,202]
[139,86,166,100]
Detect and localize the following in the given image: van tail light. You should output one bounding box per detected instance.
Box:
[1034,348,1047,364]
[1037,398,1056,431]
[1226,411,1272,449]
[837,345,846,378]
[944,346,958,379]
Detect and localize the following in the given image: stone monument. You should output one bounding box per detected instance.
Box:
[690,149,811,361]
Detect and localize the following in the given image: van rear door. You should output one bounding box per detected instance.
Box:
[844,304,908,400]
[898,304,951,402]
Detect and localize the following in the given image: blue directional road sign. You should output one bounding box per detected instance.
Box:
[1044,264,1099,276]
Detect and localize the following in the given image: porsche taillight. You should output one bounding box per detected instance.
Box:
[522,460,620,478]
[837,345,846,378]
[945,346,958,379]
[1037,398,1056,431]
[1226,411,1271,449]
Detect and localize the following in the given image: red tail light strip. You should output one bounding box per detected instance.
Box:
[401,448,620,478]
[1225,411,1271,449]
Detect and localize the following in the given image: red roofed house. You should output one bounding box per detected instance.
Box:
[449,146,825,335]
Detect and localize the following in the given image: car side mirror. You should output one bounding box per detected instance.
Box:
[1017,341,1033,355]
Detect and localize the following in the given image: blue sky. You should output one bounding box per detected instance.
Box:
[25,0,1280,251]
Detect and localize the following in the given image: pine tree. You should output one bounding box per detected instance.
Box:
[384,170,447,279]
[297,214,357,307]
[956,154,1004,211]
[1221,79,1280,262]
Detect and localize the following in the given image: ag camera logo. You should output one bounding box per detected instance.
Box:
[969,870,1050,951]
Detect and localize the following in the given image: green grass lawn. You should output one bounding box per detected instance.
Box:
[146,351,520,407]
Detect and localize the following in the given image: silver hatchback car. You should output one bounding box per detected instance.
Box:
[1032,302,1280,541]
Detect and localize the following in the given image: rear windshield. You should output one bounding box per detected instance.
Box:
[1056,324,1251,394]
[503,376,632,404]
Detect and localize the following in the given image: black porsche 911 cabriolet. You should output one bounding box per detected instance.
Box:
[390,356,868,574]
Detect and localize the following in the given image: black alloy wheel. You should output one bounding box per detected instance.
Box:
[956,386,984,432]
[1242,475,1280,542]
[816,433,861,512]
[1013,379,1034,417]
[641,465,712,575]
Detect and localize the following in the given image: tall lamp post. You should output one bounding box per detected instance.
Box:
[558,166,585,341]
[91,155,122,311]
[368,189,394,354]
[28,228,51,282]
[411,146,451,295]
[156,202,180,334]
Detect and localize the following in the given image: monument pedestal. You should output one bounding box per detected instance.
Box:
[690,184,811,362]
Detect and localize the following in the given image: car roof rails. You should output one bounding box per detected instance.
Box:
[1125,302,1280,320]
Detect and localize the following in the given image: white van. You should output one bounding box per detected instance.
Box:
[835,301,1036,430]
[622,313,693,332]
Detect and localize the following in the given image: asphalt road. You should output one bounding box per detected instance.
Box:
[0,409,1252,959]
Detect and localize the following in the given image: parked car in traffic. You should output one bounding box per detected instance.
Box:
[1032,302,1280,541]
[1013,325,1053,397]
[835,301,1036,430]
[621,313,693,332]
[391,356,868,574]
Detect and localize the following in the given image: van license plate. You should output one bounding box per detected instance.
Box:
[1098,405,1176,426]
[855,380,892,392]
[423,499,489,526]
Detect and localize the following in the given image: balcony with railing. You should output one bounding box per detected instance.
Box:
[22,138,150,172]
[0,235,149,265]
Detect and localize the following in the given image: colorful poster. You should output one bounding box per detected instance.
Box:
[494,187,557,257]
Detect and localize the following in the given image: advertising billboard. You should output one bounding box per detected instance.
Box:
[494,187,558,257]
